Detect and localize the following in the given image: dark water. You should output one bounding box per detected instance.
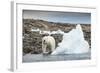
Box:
[23,52,91,63]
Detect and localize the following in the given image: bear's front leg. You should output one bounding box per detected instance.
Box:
[42,43,48,55]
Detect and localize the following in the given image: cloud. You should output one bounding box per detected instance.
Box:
[23,10,91,24]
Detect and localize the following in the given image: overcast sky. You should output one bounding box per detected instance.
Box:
[23,10,91,24]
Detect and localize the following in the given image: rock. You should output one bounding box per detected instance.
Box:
[23,19,91,55]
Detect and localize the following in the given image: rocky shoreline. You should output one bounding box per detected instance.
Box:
[23,19,91,55]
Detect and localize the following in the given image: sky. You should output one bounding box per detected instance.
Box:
[23,10,91,24]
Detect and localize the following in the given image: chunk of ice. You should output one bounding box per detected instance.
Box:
[51,24,90,55]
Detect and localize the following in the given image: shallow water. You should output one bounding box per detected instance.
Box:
[23,52,91,63]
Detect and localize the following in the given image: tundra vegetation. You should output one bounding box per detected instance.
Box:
[23,19,91,55]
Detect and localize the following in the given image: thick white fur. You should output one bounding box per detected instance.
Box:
[42,36,55,54]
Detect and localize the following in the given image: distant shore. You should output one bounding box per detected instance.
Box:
[23,19,91,55]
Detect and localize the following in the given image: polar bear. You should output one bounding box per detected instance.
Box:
[42,36,56,55]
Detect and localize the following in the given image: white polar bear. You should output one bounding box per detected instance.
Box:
[42,36,55,55]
